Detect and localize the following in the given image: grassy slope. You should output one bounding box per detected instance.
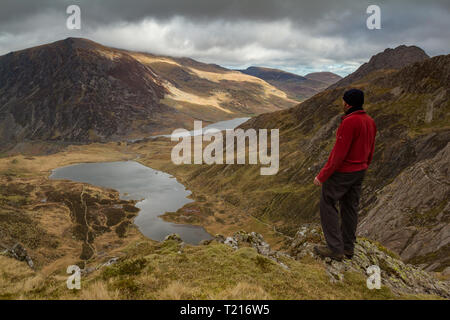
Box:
[1,237,432,300]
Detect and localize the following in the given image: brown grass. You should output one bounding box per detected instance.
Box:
[213,282,272,300]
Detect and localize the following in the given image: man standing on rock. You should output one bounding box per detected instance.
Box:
[313,89,377,261]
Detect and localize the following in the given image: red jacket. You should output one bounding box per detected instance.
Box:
[317,110,377,183]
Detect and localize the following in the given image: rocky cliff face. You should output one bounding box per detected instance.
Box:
[359,142,450,272]
[179,50,449,271]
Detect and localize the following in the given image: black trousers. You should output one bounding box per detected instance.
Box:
[319,170,366,254]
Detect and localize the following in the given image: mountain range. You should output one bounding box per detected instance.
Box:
[0,38,307,151]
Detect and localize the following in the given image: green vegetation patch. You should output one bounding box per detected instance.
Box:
[102,258,148,279]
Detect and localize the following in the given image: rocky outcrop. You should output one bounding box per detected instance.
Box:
[164,233,183,243]
[163,233,187,254]
[207,231,289,270]
[200,228,450,297]
[80,256,121,276]
[289,225,450,298]
[3,243,34,269]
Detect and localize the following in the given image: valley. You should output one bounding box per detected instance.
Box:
[2,130,448,299]
[2,122,449,299]
[0,39,448,300]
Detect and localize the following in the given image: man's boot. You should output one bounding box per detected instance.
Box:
[344,249,354,259]
[314,245,344,261]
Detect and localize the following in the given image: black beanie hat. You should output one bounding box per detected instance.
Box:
[343,89,364,108]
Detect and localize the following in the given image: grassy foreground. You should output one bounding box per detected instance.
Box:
[1,238,434,300]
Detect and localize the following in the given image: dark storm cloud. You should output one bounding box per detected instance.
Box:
[0,0,356,24]
[0,0,449,75]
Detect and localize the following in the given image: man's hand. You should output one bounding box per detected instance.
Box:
[314,177,322,186]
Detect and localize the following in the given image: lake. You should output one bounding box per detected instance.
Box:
[167,117,251,138]
[49,161,213,244]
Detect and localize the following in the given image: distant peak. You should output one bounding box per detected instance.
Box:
[60,37,103,49]
[329,44,430,89]
[240,66,306,81]
[377,44,429,59]
[364,44,430,71]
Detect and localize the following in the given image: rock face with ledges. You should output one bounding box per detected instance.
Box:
[359,143,450,271]
[206,227,450,298]
[4,243,34,269]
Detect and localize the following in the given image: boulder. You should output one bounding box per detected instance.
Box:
[6,243,34,269]
[214,234,226,243]
[199,239,213,246]
[221,230,289,269]
[164,233,182,243]
[224,237,238,250]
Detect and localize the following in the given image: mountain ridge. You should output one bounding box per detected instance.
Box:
[305,72,342,83]
[239,66,342,100]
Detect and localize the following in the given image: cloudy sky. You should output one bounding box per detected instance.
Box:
[1,0,449,76]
